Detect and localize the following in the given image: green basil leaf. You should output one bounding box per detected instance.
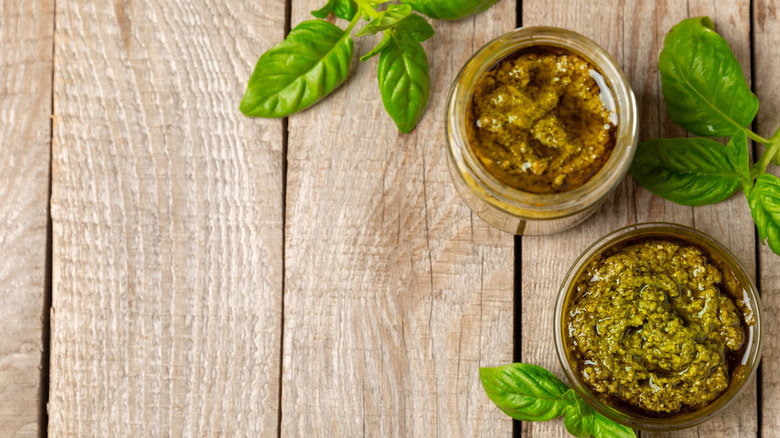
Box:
[630,138,741,206]
[361,30,392,61]
[748,174,780,255]
[659,16,758,137]
[400,0,500,20]
[726,130,751,190]
[479,364,569,422]
[592,412,636,438]
[240,20,353,118]
[377,35,430,133]
[311,0,357,20]
[562,390,595,438]
[356,4,412,37]
[728,130,751,180]
[395,13,434,42]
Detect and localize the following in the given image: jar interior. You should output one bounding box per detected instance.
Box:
[463,44,619,194]
[447,27,638,221]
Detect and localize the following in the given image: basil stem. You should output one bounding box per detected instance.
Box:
[753,140,780,178]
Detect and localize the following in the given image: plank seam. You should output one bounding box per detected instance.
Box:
[277,117,288,438]
[41,1,57,435]
[749,1,763,437]
[277,1,292,436]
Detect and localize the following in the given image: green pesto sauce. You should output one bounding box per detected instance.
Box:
[565,238,751,415]
[467,46,616,194]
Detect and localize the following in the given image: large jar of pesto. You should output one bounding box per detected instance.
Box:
[554,223,763,431]
[446,27,638,235]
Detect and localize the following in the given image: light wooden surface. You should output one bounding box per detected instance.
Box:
[280,0,515,435]
[48,0,284,435]
[0,0,777,436]
[0,0,53,436]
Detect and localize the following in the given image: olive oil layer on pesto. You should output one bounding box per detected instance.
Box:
[565,239,750,415]
[467,47,615,193]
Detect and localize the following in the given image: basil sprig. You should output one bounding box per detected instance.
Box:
[480,363,636,437]
[240,0,495,133]
[630,16,780,256]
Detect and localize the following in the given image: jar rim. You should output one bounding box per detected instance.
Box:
[446,26,638,219]
[553,222,764,431]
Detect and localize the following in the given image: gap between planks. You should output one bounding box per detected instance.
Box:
[42,1,57,435]
[276,1,292,437]
[748,2,764,437]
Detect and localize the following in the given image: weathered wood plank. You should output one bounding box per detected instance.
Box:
[521,3,637,436]
[48,1,284,435]
[659,4,758,437]
[281,0,515,436]
[0,0,54,436]
[522,1,757,437]
[753,0,780,434]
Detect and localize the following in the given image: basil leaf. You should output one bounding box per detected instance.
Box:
[563,390,595,438]
[630,138,741,206]
[592,412,636,438]
[726,130,751,190]
[479,364,569,422]
[377,35,430,133]
[659,16,758,137]
[728,130,751,180]
[240,20,353,118]
[361,30,392,61]
[356,4,412,37]
[400,0,501,20]
[395,14,434,42]
[311,0,357,20]
[748,174,780,255]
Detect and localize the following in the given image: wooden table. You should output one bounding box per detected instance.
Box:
[1,0,778,436]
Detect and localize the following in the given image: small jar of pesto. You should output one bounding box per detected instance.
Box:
[554,223,763,431]
[446,27,637,235]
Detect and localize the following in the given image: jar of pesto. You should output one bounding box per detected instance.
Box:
[554,223,763,431]
[446,27,637,235]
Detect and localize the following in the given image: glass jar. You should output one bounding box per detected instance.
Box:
[554,223,763,431]
[446,27,638,235]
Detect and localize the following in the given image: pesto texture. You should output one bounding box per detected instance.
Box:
[565,239,749,414]
[467,47,616,193]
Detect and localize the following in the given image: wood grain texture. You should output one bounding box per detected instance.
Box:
[662,5,759,438]
[48,1,284,436]
[521,1,757,437]
[281,0,515,436]
[0,0,54,436]
[753,0,780,435]
[521,3,637,436]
